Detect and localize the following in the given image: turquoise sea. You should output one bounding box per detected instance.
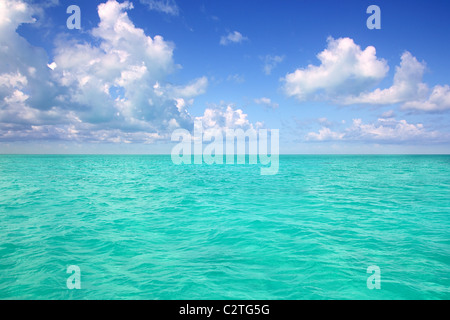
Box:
[0,155,449,299]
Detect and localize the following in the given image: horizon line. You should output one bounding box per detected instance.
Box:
[1,153,449,156]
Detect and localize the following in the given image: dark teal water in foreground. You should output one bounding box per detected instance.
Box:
[0,155,449,299]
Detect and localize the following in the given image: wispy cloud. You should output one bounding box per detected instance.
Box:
[227,74,245,83]
[262,55,284,75]
[381,110,396,118]
[306,118,445,143]
[220,31,248,46]
[254,97,279,109]
[139,0,179,16]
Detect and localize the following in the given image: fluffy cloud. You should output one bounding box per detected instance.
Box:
[343,51,450,112]
[283,37,450,113]
[220,31,248,46]
[51,0,192,134]
[0,0,211,143]
[402,85,450,112]
[0,72,28,89]
[283,37,388,101]
[343,51,428,105]
[197,104,255,131]
[307,118,442,143]
[0,0,36,31]
[0,0,61,126]
[139,0,179,16]
[194,103,262,141]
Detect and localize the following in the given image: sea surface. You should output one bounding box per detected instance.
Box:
[0,155,449,299]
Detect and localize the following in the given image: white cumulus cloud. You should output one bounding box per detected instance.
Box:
[0,0,209,143]
[402,85,450,112]
[283,37,388,101]
[196,103,260,133]
[343,51,428,105]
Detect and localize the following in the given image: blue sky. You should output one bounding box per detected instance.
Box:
[1,0,450,153]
